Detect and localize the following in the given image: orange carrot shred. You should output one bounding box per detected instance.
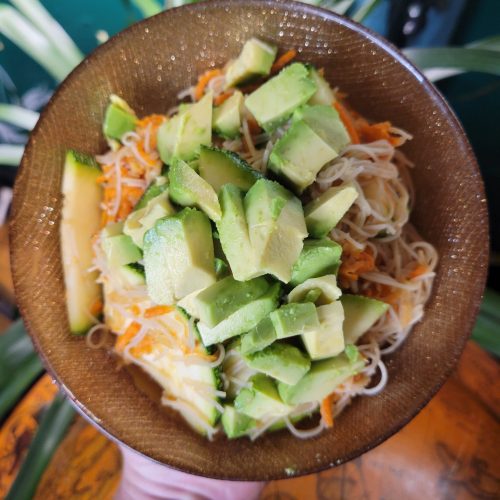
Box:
[144,305,174,318]
[359,121,402,146]
[408,264,428,279]
[90,299,103,316]
[334,101,360,144]
[214,91,234,106]
[194,69,222,101]
[127,305,141,315]
[115,322,141,352]
[271,49,297,73]
[320,394,334,428]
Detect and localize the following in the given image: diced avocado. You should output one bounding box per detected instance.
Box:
[240,316,276,355]
[293,105,350,152]
[304,182,359,238]
[303,289,322,304]
[214,258,229,279]
[340,294,389,344]
[245,63,317,132]
[168,158,221,221]
[191,276,270,327]
[235,374,291,419]
[290,238,342,286]
[157,91,213,164]
[143,208,216,304]
[216,184,259,281]
[270,302,320,339]
[243,343,311,385]
[197,283,281,346]
[134,176,168,211]
[268,120,337,193]
[117,262,146,288]
[103,95,137,141]
[302,301,345,360]
[199,146,262,193]
[101,221,123,238]
[245,179,307,282]
[102,234,142,266]
[278,351,365,405]
[60,150,102,335]
[124,188,175,249]
[345,344,359,363]
[213,91,244,138]
[308,67,335,106]
[221,405,257,438]
[225,38,277,88]
[288,275,341,305]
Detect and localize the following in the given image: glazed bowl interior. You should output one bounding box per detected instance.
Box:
[10,0,488,480]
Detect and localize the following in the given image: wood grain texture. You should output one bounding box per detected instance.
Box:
[9,0,489,480]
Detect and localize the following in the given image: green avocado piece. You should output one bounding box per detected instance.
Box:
[340,295,389,344]
[216,184,259,281]
[302,301,345,360]
[245,63,317,132]
[307,66,336,106]
[278,351,365,405]
[304,182,359,238]
[213,91,244,138]
[290,238,342,286]
[288,275,342,305]
[221,405,257,438]
[157,91,213,164]
[134,176,168,211]
[191,275,270,327]
[103,96,137,140]
[117,262,146,288]
[225,38,277,88]
[168,158,221,221]
[234,373,291,419]
[268,120,338,193]
[270,302,320,339]
[214,258,229,279]
[245,179,307,283]
[143,208,216,304]
[240,316,277,355]
[243,342,311,385]
[199,146,262,193]
[102,234,142,267]
[293,104,350,152]
[197,283,281,346]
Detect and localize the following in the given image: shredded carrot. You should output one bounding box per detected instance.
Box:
[136,113,165,129]
[408,264,428,280]
[247,116,261,135]
[131,334,154,356]
[359,121,402,146]
[127,304,141,316]
[214,90,234,106]
[334,101,360,144]
[90,299,103,316]
[144,305,174,318]
[95,174,107,184]
[320,394,334,428]
[339,248,375,282]
[271,49,297,73]
[115,321,141,353]
[194,69,222,101]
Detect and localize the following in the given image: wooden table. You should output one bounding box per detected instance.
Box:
[0,223,499,499]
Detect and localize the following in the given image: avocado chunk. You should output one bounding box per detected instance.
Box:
[103,95,137,141]
[290,238,342,286]
[157,91,213,164]
[197,283,281,346]
[124,186,175,249]
[102,234,142,267]
[293,104,350,152]
[302,301,345,360]
[304,182,359,238]
[235,373,291,419]
[240,316,276,355]
[134,176,168,211]
[268,120,337,193]
[340,294,389,344]
[168,158,221,221]
[214,257,229,279]
[191,276,270,327]
[216,184,259,281]
[278,351,365,405]
[243,342,311,385]
[270,302,320,339]
[308,67,336,106]
[245,63,317,132]
[199,146,262,193]
[225,38,277,88]
[143,208,215,304]
[117,262,146,288]
[213,91,244,138]
[288,275,342,305]
[221,405,256,438]
[245,179,307,282]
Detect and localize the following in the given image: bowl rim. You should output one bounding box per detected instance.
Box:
[10,0,489,480]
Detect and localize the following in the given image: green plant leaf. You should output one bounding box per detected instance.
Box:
[0,144,24,166]
[5,394,75,500]
[471,288,500,356]
[131,0,163,17]
[351,0,382,23]
[0,104,39,130]
[0,328,36,388]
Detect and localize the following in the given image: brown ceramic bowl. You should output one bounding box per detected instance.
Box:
[10,0,488,480]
